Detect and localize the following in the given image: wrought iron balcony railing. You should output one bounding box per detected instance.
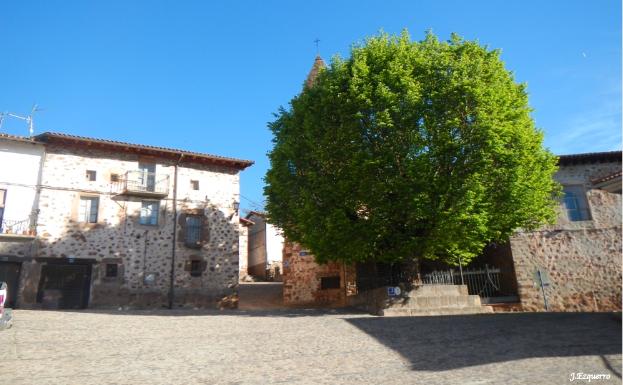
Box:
[111,170,170,198]
[0,218,36,237]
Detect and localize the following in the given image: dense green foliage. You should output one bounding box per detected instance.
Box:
[265,31,559,265]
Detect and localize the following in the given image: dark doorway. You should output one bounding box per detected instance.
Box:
[37,263,92,309]
[356,262,416,292]
[0,261,21,307]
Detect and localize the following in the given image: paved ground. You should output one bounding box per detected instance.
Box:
[0,310,620,385]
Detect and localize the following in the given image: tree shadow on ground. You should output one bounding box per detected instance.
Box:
[344,312,622,374]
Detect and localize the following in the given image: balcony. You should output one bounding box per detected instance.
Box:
[112,170,170,198]
[0,218,36,241]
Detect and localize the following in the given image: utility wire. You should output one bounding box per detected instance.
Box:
[240,194,265,210]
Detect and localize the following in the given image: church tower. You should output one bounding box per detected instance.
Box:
[304,56,326,88]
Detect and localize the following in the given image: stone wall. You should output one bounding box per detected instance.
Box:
[282,241,356,307]
[0,240,34,259]
[510,160,622,312]
[17,144,242,309]
[247,212,267,278]
[238,223,249,280]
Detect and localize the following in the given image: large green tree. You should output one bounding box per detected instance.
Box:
[265,31,559,266]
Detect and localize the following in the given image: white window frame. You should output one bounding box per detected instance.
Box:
[562,185,592,221]
[79,196,99,223]
[138,163,156,192]
[140,200,159,225]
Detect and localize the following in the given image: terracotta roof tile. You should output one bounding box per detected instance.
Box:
[0,132,37,143]
[35,132,254,170]
[558,150,621,165]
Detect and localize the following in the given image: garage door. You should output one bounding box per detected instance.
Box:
[0,262,21,308]
[37,263,92,309]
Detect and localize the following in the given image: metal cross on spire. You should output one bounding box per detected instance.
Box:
[314,38,320,55]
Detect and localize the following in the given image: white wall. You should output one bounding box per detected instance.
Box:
[0,138,44,225]
[265,223,284,264]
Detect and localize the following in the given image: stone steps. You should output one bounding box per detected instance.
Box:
[406,284,468,297]
[379,284,492,317]
[381,306,493,317]
[389,294,484,308]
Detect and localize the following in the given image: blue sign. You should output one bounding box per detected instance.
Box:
[299,250,309,256]
[387,286,401,297]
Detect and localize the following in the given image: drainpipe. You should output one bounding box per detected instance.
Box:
[168,154,183,309]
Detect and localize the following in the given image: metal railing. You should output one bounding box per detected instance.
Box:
[422,265,504,299]
[112,170,169,196]
[0,218,34,236]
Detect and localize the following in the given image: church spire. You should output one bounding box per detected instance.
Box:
[304,55,326,88]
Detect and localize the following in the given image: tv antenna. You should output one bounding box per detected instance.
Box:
[0,104,42,136]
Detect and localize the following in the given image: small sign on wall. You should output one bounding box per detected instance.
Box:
[299,250,310,256]
[387,286,402,297]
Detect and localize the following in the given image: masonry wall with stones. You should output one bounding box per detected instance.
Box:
[282,241,356,307]
[16,144,242,309]
[238,223,249,281]
[247,213,267,278]
[510,160,622,312]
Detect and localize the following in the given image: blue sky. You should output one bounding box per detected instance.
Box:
[0,1,620,211]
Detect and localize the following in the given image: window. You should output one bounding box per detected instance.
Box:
[138,163,156,192]
[563,185,591,221]
[110,173,120,182]
[105,263,118,278]
[86,170,96,181]
[185,215,203,247]
[190,180,199,190]
[139,201,159,225]
[190,260,202,277]
[320,276,341,290]
[79,196,99,223]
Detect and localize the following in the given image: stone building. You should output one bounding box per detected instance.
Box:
[238,217,253,280]
[1,131,252,309]
[280,152,621,311]
[509,151,621,312]
[243,211,284,281]
[282,241,356,307]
